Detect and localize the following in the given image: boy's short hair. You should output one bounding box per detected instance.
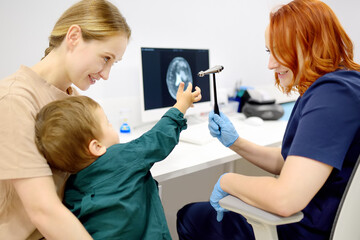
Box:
[35,96,102,173]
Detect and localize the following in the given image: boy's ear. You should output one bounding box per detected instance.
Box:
[88,139,106,157]
[66,25,82,49]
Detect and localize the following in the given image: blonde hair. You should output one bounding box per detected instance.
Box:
[44,0,131,58]
[35,96,102,173]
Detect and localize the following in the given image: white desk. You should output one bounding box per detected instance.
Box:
[120,115,287,239]
[121,115,288,182]
[152,118,287,182]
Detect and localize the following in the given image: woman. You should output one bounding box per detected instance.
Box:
[177,0,360,239]
[0,0,131,239]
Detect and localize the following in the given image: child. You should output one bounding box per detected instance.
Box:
[35,82,201,240]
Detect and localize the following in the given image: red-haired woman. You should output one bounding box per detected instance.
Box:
[177,0,360,239]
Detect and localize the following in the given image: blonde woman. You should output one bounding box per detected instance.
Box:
[0,0,131,239]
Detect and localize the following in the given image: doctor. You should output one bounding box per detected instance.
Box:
[177,0,360,239]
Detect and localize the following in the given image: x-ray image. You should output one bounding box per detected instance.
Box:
[166,57,193,100]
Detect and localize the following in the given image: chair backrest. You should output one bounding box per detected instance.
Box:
[330,154,360,239]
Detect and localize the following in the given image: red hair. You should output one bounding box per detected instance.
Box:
[269,0,360,95]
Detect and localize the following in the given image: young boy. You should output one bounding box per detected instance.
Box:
[35,82,201,240]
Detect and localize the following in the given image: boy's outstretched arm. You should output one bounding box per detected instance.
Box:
[173,82,201,114]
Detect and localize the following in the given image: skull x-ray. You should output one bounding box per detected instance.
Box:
[166,57,193,100]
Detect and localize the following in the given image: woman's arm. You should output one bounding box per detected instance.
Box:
[229,137,284,175]
[11,176,93,240]
[209,112,284,175]
[221,155,333,217]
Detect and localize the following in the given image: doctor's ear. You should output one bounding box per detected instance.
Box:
[66,25,82,49]
[88,139,106,157]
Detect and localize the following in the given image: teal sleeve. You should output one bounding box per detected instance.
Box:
[130,107,187,165]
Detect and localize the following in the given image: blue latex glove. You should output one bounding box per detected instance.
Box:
[208,111,239,147]
[210,173,229,222]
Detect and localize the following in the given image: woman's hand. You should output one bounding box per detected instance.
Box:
[208,111,239,147]
[11,176,93,240]
[210,173,229,222]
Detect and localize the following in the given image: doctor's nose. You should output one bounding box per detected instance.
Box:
[268,54,280,70]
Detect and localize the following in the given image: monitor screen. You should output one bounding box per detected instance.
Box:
[140,47,211,123]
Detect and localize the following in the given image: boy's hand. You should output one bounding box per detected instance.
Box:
[174,82,202,114]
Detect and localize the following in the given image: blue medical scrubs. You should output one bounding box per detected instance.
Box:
[177,69,360,240]
[64,108,187,240]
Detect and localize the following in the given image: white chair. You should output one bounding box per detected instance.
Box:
[219,154,360,240]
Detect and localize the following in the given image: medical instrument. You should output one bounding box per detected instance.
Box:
[198,65,224,115]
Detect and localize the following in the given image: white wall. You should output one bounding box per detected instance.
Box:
[1,1,359,239]
[1,0,359,125]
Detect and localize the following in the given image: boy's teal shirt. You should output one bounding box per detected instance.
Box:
[64,108,187,240]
